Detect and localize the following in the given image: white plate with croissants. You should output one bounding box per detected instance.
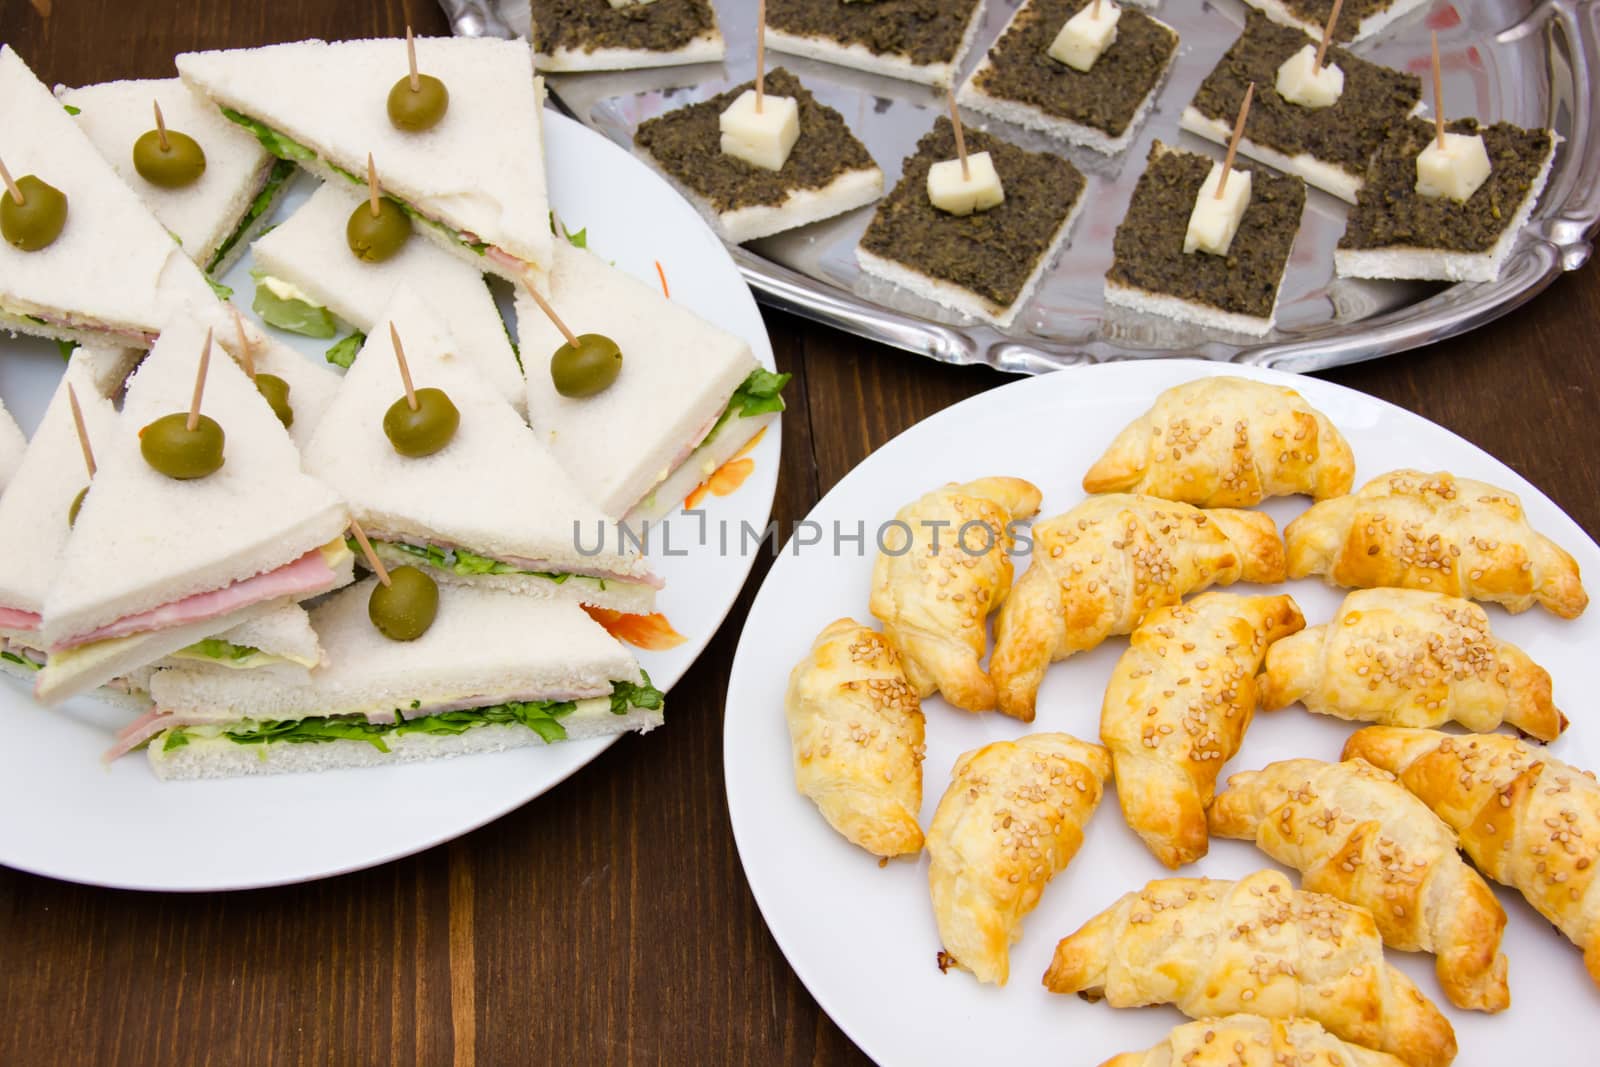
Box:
[723,360,1597,1067]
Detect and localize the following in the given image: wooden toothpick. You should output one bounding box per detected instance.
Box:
[188,328,213,432]
[948,88,970,181]
[1431,32,1446,149]
[230,306,256,381]
[521,277,579,349]
[67,384,96,479]
[368,153,382,218]
[1092,0,1102,17]
[0,157,24,205]
[153,100,170,152]
[1314,0,1343,74]
[389,322,419,412]
[1217,82,1254,199]
[755,0,767,113]
[406,26,421,93]
[30,0,51,17]
[348,519,391,587]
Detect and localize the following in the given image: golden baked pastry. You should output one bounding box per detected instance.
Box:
[785,619,925,858]
[1101,592,1305,868]
[1345,726,1600,988]
[1099,1014,1409,1067]
[1285,469,1587,618]
[1084,376,1356,507]
[1261,588,1565,741]
[869,477,1043,711]
[1043,869,1458,1067]
[1211,757,1510,1012]
[989,494,1286,722]
[926,732,1110,985]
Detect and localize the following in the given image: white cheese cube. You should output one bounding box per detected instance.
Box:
[1415,131,1492,202]
[719,90,801,172]
[1048,1,1121,73]
[1184,161,1253,257]
[927,151,1005,216]
[1275,44,1344,109]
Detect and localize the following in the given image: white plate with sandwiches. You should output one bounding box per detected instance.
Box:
[724,360,1597,1066]
[0,104,781,891]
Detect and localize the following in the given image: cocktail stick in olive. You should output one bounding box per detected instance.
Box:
[551,334,623,397]
[347,154,411,262]
[0,158,68,251]
[388,28,449,132]
[384,387,459,458]
[67,486,88,528]
[133,101,206,188]
[255,373,294,429]
[140,412,225,479]
[368,565,439,641]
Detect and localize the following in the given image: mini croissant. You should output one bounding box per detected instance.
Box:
[785,619,926,858]
[990,494,1286,722]
[1100,1014,1409,1067]
[1345,727,1600,988]
[870,477,1043,711]
[1211,758,1511,1012]
[1101,592,1305,868]
[1084,376,1356,507]
[1285,469,1587,618]
[1261,588,1565,741]
[927,732,1110,985]
[1043,869,1458,1067]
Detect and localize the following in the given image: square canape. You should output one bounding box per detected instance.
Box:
[856,118,1087,328]
[530,0,725,72]
[1105,141,1307,337]
[1241,0,1431,44]
[1335,117,1558,283]
[1179,12,1421,202]
[959,0,1180,156]
[633,68,884,243]
[765,0,985,89]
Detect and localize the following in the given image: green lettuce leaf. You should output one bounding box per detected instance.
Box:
[609,672,663,715]
[205,276,234,302]
[565,227,588,249]
[206,158,296,274]
[220,107,315,162]
[55,339,74,361]
[1,651,41,672]
[251,270,336,338]
[325,331,366,369]
[729,368,790,418]
[183,638,262,662]
[353,537,593,587]
[62,103,81,116]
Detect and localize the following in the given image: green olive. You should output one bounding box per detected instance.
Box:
[0,175,68,251]
[67,486,88,528]
[132,129,207,188]
[550,334,623,398]
[387,74,449,132]
[383,387,459,458]
[368,565,439,641]
[139,412,226,480]
[346,197,412,263]
[255,373,294,430]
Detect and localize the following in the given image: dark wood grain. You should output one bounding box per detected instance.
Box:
[0,1,1596,1064]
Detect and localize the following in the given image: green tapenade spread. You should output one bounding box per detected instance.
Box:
[859,119,1085,310]
[767,0,981,67]
[971,0,1178,138]
[1190,13,1420,178]
[1108,142,1305,320]
[1339,118,1554,253]
[531,0,717,55]
[1267,0,1394,43]
[634,69,877,214]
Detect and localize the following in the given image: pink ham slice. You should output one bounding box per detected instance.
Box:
[0,607,41,631]
[57,548,339,652]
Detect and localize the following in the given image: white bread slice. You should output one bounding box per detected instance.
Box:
[0,396,23,493]
[0,652,152,712]
[57,77,283,274]
[0,47,223,347]
[151,578,642,722]
[165,601,323,671]
[1242,0,1429,44]
[626,409,777,525]
[766,3,986,89]
[175,38,553,287]
[518,242,759,518]
[0,353,120,623]
[71,345,145,399]
[304,287,657,611]
[251,181,524,412]
[39,316,350,648]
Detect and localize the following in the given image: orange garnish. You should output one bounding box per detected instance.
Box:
[583,606,687,651]
[655,260,670,299]
[683,426,766,510]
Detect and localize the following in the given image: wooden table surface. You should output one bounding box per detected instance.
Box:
[2,1,1597,1064]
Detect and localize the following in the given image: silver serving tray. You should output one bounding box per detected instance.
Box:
[445,0,1600,375]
